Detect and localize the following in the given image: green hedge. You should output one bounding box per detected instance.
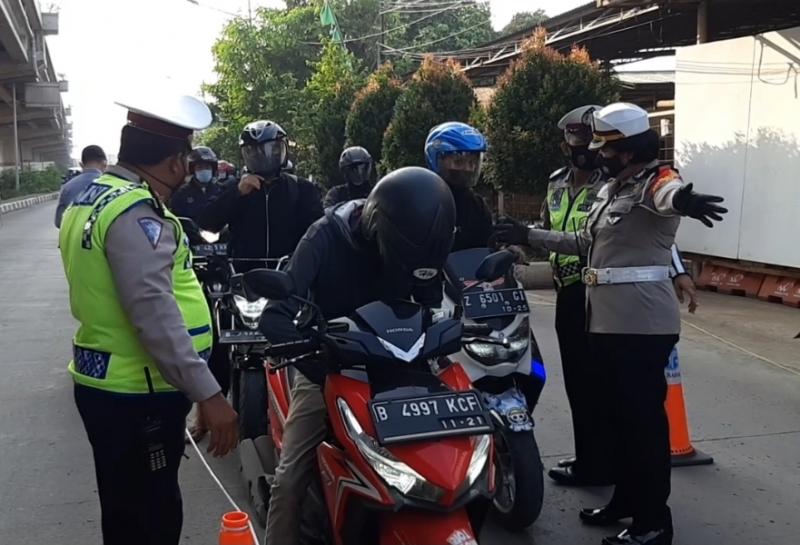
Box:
[0,166,64,200]
[382,57,477,171]
[484,32,620,195]
[345,63,403,173]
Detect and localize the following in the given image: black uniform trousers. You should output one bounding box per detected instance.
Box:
[589,333,678,532]
[554,281,615,481]
[75,385,192,545]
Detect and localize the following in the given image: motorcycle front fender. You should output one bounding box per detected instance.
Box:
[379,509,478,545]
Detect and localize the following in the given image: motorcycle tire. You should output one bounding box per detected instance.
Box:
[492,427,544,530]
[238,367,269,440]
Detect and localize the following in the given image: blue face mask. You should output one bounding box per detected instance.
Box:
[195,170,213,184]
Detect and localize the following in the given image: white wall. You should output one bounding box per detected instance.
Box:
[674,27,800,268]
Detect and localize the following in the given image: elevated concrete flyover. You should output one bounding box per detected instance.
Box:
[0,0,70,180]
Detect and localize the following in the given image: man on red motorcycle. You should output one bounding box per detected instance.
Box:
[258,167,457,544]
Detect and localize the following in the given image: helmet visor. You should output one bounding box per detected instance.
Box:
[343,162,372,186]
[439,151,483,189]
[241,141,287,177]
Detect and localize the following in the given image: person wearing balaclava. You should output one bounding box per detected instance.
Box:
[323,146,374,209]
[198,120,323,271]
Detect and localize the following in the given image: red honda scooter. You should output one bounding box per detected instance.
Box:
[241,268,499,545]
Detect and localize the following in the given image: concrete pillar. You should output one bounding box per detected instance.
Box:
[697,0,709,44]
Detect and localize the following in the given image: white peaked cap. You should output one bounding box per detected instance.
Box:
[589,102,650,150]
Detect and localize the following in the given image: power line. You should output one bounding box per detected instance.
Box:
[380,16,494,53]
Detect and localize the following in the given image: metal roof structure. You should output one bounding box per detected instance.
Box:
[458,0,800,86]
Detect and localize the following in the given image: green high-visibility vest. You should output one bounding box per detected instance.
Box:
[59,173,212,394]
[545,168,603,287]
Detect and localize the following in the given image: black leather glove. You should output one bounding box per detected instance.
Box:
[672,183,728,228]
[490,216,530,246]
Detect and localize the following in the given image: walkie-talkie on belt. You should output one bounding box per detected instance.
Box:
[140,367,168,472]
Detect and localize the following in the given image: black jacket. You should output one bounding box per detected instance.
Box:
[170,180,230,221]
[452,188,493,251]
[323,183,370,209]
[259,201,383,382]
[198,173,323,261]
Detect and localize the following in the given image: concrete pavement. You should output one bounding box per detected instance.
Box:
[0,201,798,545]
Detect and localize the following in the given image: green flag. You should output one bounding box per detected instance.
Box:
[320,2,335,26]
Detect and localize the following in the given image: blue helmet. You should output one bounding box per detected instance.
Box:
[424,122,487,175]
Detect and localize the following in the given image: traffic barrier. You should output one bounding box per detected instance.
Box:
[758,276,800,308]
[0,192,58,215]
[696,264,764,297]
[219,511,255,545]
[665,347,713,467]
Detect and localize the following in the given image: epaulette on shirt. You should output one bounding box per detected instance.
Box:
[549,166,569,182]
[649,166,681,195]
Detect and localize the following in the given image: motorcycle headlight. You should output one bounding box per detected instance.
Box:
[464,317,529,366]
[233,295,268,326]
[337,398,444,503]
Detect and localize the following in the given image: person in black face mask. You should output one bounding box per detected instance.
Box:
[535,105,619,487]
[198,120,323,269]
[323,146,374,208]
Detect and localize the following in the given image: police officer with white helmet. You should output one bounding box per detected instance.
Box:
[495,102,727,545]
[59,94,238,544]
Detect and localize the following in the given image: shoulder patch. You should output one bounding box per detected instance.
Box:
[75,182,112,206]
[650,167,681,195]
[137,218,163,249]
[549,166,569,181]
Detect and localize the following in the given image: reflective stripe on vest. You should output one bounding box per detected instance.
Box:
[59,174,213,394]
[546,177,597,287]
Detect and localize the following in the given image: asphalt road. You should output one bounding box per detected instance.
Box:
[1,202,798,545]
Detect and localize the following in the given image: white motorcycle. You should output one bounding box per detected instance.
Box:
[441,248,546,530]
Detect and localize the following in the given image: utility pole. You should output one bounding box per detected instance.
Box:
[12,83,20,193]
[376,0,383,68]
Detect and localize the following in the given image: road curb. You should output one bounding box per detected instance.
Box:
[0,192,58,214]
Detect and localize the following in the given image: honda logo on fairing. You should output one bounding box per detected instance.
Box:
[413,268,438,280]
[386,327,413,334]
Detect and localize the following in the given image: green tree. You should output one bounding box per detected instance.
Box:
[500,9,548,36]
[484,32,620,195]
[345,63,403,170]
[200,7,320,164]
[382,57,477,171]
[302,41,365,187]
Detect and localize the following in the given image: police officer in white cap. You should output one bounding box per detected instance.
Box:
[59,94,238,545]
[495,102,726,545]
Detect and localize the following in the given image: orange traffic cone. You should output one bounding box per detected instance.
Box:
[219,511,255,545]
[665,347,714,467]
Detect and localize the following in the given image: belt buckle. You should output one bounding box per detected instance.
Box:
[582,267,598,286]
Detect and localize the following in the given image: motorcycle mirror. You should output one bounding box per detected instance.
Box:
[243,269,295,300]
[475,250,516,282]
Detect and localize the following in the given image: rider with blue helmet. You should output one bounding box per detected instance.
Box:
[425,122,493,251]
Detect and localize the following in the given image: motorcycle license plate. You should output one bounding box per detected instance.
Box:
[218,329,268,345]
[370,391,493,445]
[192,243,228,257]
[462,288,529,320]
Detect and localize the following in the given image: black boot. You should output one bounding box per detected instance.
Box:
[549,466,614,486]
[558,456,576,468]
[601,527,673,545]
[579,505,633,527]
